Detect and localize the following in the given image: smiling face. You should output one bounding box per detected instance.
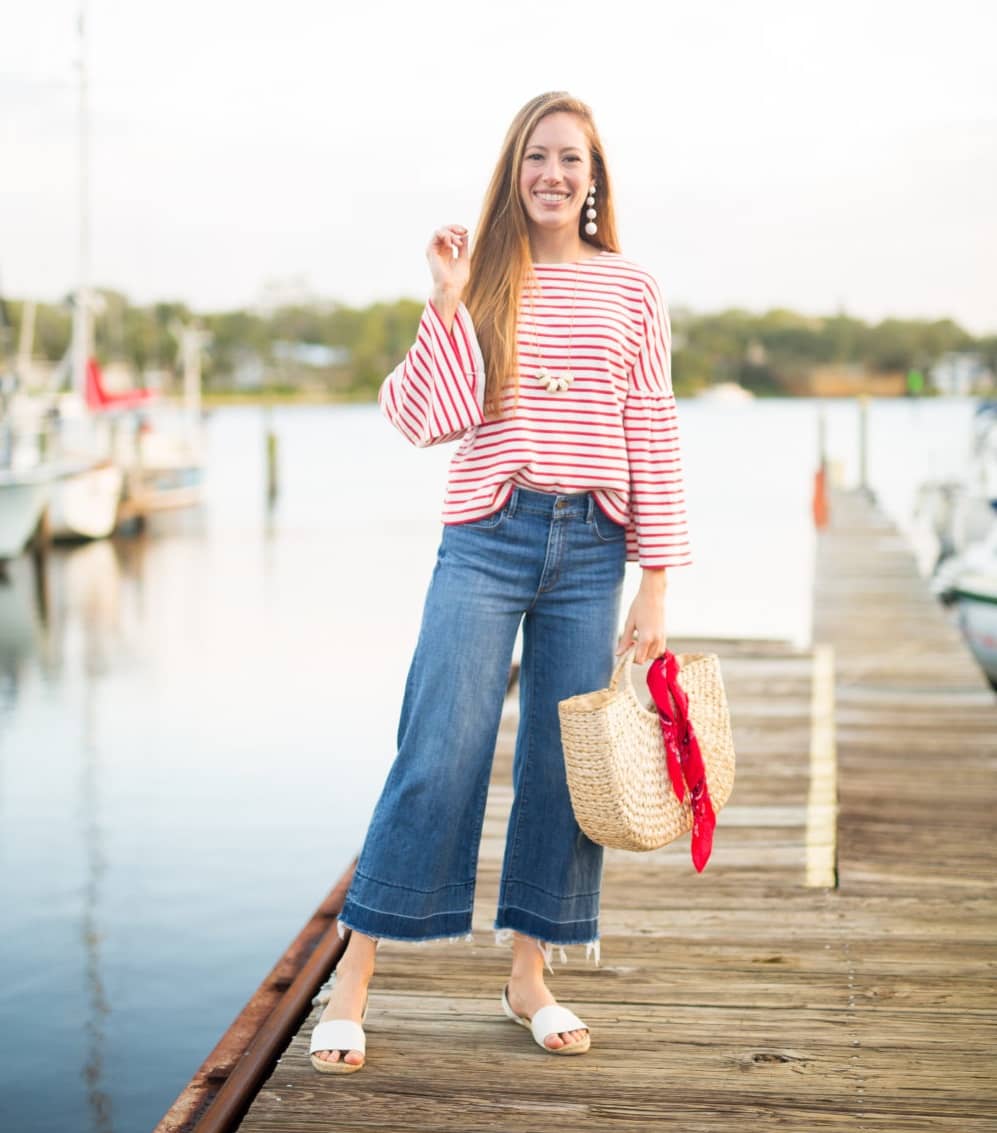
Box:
[518,111,594,240]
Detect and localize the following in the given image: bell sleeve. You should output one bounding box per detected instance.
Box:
[377,299,486,447]
[622,275,693,568]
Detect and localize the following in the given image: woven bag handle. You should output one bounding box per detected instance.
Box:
[608,641,639,691]
[610,643,709,715]
[608,642,671,713]
[610,640,685,681]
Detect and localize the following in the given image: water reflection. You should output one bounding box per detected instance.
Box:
[0,541,122,1130]
[0,559,41,692]
[63,545,118,1133]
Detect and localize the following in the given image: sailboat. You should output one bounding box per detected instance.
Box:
[49,3,204,536]
[112,322,207,523]
[1,4,125,546]
[0,411,97,559]
[0,299,71,560]
[22,304,127,543]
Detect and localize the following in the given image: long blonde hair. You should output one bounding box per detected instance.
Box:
[465,92,621,417]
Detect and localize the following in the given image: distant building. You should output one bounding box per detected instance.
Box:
[930,352,993,396]
[272,341,350,368]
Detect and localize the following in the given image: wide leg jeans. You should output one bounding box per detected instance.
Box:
[337,486,627,968]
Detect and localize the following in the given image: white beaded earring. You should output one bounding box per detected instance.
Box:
[584,182,598,236]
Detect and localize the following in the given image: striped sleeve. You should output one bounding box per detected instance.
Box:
[377,299,486,448]
[622,276,693,568]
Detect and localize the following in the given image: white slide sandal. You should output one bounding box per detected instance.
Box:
[501,983,591,1055]
[309,985,370,1074]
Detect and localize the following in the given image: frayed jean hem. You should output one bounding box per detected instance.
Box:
[493,926,601,973]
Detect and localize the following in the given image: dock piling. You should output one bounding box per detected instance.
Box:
[264,407,279,504]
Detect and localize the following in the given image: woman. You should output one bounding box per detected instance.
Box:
[310,91,692,1072]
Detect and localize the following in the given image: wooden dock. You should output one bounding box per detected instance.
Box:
[182,487,997,1132]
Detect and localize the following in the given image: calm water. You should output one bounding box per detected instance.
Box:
[0,397,971,1132]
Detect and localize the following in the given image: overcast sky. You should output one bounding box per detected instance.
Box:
[3,0,996,332]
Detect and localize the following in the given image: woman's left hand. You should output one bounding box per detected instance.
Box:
[616,572,667,664]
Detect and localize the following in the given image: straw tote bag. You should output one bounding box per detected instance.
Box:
[558,645,736,862]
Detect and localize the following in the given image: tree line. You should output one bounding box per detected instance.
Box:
[4,289,994,398]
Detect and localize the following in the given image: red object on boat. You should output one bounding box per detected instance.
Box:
[646,651,717,872]
[84,356,158,412]
[812,463,829,529]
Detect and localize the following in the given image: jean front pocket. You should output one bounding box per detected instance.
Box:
[588,503,627,543]
[457,498,511,531]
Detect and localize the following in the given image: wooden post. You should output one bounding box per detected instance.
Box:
[812,406,829,530]
[858,394,869,497]
[265,406,278,503]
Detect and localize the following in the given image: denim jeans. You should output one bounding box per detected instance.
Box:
[337,485,626,970]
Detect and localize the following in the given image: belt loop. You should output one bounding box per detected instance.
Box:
[506,486,519,518]
[586,493,595,523]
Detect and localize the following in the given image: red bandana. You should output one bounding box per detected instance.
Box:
[646,651,717,872]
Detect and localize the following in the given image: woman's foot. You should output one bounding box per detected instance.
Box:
[504,975,589,1049]
[507,932,589,1050]
[311,932,377,1068]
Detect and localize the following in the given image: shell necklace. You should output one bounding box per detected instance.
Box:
[528,264,580,394]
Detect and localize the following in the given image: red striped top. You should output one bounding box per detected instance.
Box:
[377,250,692,569]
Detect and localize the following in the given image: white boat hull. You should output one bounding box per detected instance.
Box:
[0,476,50,559]
[697,381,756,403]
[954,594,997,688]
[932,517,997,688]
[48,463,124,541]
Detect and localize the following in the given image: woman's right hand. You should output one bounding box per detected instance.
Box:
[426,224,470,298]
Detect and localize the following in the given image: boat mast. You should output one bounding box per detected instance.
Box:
[71,1,91,400]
